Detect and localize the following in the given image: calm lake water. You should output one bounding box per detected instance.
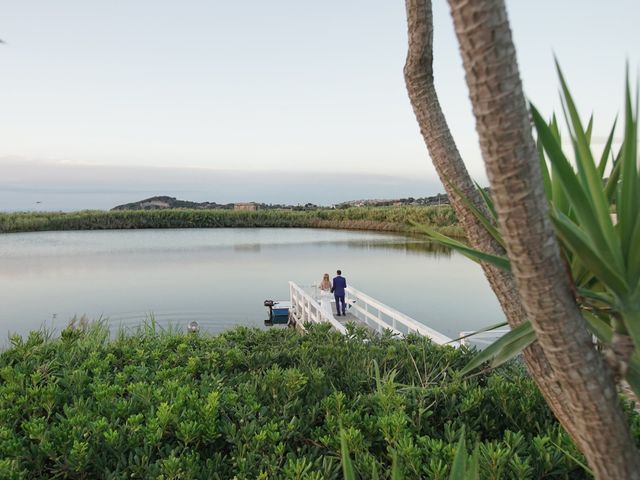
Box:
[0,228,502,341]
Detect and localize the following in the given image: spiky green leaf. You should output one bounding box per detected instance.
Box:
[618,74,639,270]
[490,330,537,368]
[474,181,497,220]
[551,209,629,297]
[461,322,533,375]
[449,429,467,480]
[412,223,511,271]
[443,178,505,249]
[340,429,356,480]
[556,63,617,246]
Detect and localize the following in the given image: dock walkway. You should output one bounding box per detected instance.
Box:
[288,281,458,346]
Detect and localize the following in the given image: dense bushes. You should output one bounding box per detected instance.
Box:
[2,322,628,479]
[0,206,462,237]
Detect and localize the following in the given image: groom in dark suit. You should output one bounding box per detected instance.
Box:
[331,269,347,316]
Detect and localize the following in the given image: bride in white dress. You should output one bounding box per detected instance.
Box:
[318,273,335,318]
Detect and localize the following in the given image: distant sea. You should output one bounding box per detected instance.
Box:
[0,180,438,212]
[0,189,143,212]
[0,170,443,212]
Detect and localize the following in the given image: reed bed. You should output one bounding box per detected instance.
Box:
[0,206,463,236]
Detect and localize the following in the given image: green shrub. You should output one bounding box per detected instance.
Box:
[0,322,607,478]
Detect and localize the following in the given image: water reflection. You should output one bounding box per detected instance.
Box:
[343,238,451,256]
[233,243,262,253]
[0,228,499,342]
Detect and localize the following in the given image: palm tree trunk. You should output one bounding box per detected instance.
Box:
[446,0,640,476]
[403,0,582,445]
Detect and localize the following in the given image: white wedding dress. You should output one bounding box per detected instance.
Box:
[319,289,335,318]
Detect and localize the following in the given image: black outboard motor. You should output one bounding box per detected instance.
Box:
[264,300,275,319]
[263,299,290,324]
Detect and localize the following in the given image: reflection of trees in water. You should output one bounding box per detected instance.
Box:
[345,238,452,257]
[233,243,261,252]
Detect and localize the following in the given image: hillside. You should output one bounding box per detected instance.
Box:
[111,196,233,211]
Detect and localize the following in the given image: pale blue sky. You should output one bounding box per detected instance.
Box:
[1,1,638,209]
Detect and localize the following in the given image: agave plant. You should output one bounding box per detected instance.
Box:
[416,64,640,395]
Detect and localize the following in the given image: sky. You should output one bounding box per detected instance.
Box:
[1,1,638,210]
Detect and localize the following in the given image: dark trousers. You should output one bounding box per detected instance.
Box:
[334,294,346,315]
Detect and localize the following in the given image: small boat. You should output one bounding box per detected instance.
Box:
[264,299,291,320]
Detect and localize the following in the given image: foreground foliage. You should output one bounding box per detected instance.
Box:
[2,323,632,479]
[419,67,640,397]
[0,206,462,237]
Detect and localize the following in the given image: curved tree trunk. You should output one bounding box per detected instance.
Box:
[446,0,640,476]
[403,0,582,445]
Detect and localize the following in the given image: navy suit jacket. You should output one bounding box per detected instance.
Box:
[331,275,347,296]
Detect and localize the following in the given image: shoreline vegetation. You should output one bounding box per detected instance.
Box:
[0,206,463,237]
[0,321,603,478]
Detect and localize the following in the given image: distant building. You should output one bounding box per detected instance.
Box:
[138,199,172,209]
[234,202,257,211]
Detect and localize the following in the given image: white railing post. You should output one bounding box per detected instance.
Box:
[291,282,461,340]
[345,285,455,345]
[364,302,368,328]
[288,282,348,334]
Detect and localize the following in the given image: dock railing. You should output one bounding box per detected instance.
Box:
[289,281,347,334]
[345,286,456,346]
[288,281,509,348]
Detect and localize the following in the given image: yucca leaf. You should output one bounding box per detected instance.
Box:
[618,73,639,270]
[391,451,404,480]
[604,149,623,203]
[546,115,571,214]
[340,429,356,480]
[412,223,511,271]
[468,444,480,480]
[551,209,629,297]
[443,178,505,249]
[460,321,534,375]
[532,105,622,270]
[620,309,640,352]
[550,114,562,143]
[556,63,617,245]
[597,119,617,177]
[585,114,594,144]
[538,138,553,201]
[628,218,640,288]
[474,181,497,220]
[371,463,380,480]
[569,248,595,288]
[559,95,589,191]
[549,440,593,477]
[582,311,613,343]
[551,162,571,216]
[490,330,537,368]
[449,429,467,480]
[449,320,509,344]
[576,287,615,307]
